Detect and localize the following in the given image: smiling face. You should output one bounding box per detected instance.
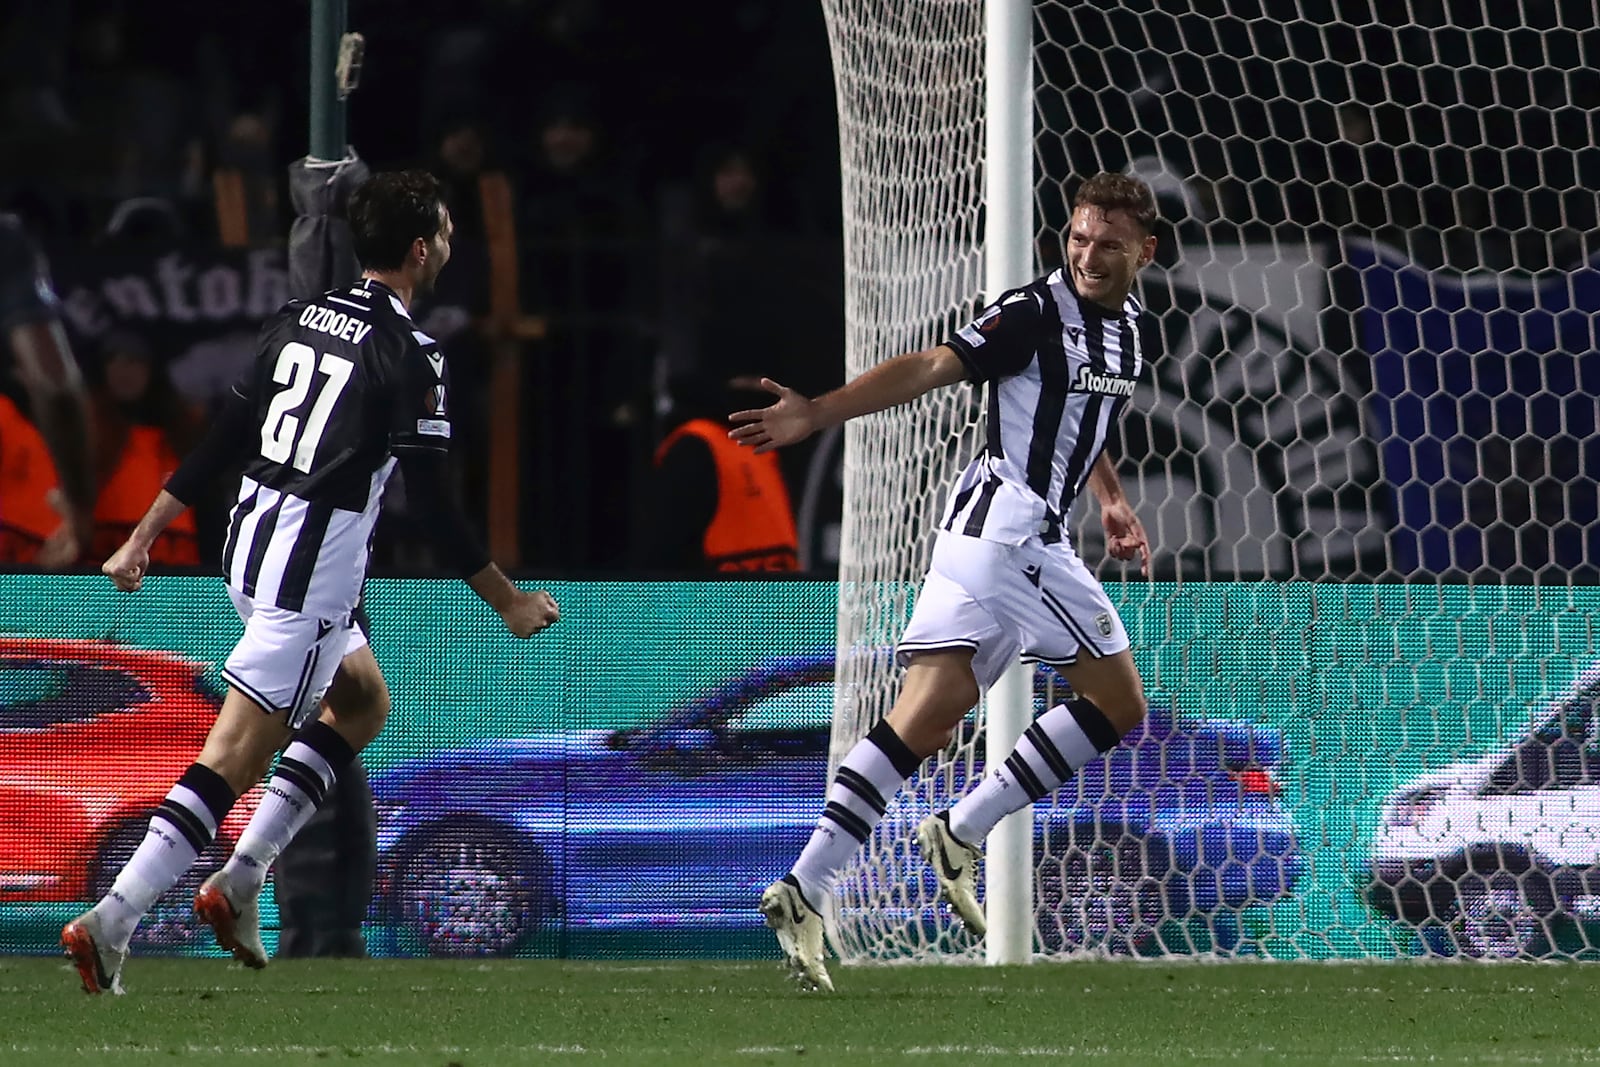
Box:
[1066,204,1156,311]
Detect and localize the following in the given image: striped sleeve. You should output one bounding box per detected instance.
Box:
[389,328,452,454]
[944,287,1041,382]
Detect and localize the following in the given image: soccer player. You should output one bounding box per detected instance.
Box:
[730,172,1157,991]
[0,212,96,565]
[61,171,560,994]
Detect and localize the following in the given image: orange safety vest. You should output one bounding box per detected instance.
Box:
[653,418,800,572]
[93,424,199,565]
[0,394,63,561]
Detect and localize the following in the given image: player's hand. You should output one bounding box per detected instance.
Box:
[727,378,818,453]
[500,589,560,639]
[1100,500,1150,576]
[102,539,151,592]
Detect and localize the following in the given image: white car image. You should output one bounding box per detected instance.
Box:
[1365,665,1600,958]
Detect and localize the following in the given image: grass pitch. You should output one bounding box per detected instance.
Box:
[4,956,1599,1065]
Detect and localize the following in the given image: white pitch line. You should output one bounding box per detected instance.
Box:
[5,1044,600,1057]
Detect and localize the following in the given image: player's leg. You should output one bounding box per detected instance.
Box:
[762,650,979,991]
[787,649,982,903]
[200,627,386,965]
[60,683,292,994]
[762,531,1005,989]
[935,544,1148,878]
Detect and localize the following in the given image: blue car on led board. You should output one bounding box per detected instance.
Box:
[368,651,1302,956]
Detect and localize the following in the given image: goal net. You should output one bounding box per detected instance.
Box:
[822,0,1600,963]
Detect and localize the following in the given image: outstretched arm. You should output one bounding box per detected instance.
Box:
[1088,452,1150,575]
[727,344,968,453]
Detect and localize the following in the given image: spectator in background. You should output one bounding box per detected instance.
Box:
[87,330,202,565]
[518,84,649,567]
[0,212,94,566]
[362,112,502,573]
[647,373,798,573]
[0,389,67,563]
[100,194,187,253]
[661,144,784,387]
[518,84,645,332]
[211,111,282,247]
[63,7,206,213]
[0,0,72,136]
[657,142,841,567]
[697,145,767,241]
[422,111,495,348]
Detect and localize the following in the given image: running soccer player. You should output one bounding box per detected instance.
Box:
[730,172,1157,991]
[61,171,559,994]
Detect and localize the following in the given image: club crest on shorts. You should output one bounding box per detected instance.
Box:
[1094,612,1113,637]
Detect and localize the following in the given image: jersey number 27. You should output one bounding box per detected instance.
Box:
[260,341,354,473]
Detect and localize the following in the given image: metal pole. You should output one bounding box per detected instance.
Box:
[309,0,348,161]
[984,0,1034,968]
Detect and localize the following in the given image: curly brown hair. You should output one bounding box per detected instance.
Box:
[348,170,446,271]
[1073,172,1158,234]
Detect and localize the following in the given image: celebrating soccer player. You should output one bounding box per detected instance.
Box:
[61,171,560,995]
[730,172,1157,991]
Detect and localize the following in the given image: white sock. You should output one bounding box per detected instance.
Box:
[93,764,236,949]
[221,722,350,894]
[947,697,1123,846]
[789,720,922,910]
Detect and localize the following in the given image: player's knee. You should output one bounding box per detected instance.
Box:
[1123,689,1149,727]
[900,721,958,760]
[1097,686,1147,735]
[357,680,390,734]
[327,685,388,747]
[198,747,274,797]
[889,692,978,758]
[366,687,392,732]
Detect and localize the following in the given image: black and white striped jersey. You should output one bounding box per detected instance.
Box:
[222,278,452,618]
[939,268,1146,546]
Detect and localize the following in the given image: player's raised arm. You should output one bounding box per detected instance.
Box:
[727,344,968,453]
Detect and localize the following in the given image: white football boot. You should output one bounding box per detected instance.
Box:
[194,869,268,969]
[917,811,987,937]
[759,875,834,992]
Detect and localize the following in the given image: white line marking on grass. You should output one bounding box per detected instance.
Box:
[5,1045,601,1057]
[905,1046,1088,1057]
[888,1048,1600,1064]
[10,1044,1598,1063]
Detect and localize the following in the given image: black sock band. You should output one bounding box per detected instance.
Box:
[180,762,239,826]
[1067,696,1122,753]
[156,763,239,851]
[866,719,922,778]
[293,719,359,774]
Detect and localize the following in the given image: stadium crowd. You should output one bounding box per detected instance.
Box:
[0,0,845,572]
[3,0,1595,578]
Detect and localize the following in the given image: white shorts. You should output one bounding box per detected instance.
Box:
[223,589,368,730]
[897,531,1130,690]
